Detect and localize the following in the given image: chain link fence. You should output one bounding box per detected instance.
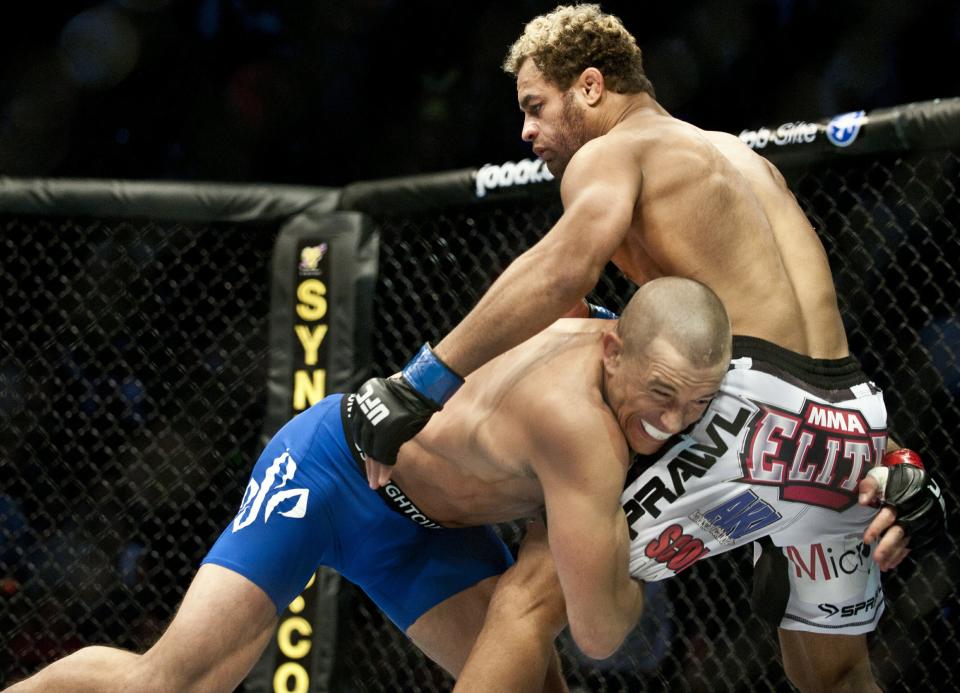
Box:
[1,150,957,691]
[0,220,278,687]
[333,149,960,691]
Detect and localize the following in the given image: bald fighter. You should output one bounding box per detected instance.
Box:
[6,277,731,693]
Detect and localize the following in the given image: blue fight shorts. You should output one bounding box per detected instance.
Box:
[202,394,513,631]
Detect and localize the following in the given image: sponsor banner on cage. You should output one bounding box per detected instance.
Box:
[291,240,333,411]
[298,242,328,277]
[738,109,868,152]
[825,110,867,147]
[475,158,555,198]
[256,211,377,693]
[739,121,819,150]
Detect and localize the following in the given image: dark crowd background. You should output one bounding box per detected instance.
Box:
[1,0,960,184]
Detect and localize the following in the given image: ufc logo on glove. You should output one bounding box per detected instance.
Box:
[356,384,391,425]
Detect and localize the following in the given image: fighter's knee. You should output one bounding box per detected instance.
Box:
[89,647,194,693]
[97,648,172,693]
[487,578,567,638]
[130,650,212,693]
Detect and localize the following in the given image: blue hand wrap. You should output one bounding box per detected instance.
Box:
[587,303,619,320]
[402,343,464,407]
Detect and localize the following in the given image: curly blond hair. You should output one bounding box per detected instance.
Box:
[503,4,654,95]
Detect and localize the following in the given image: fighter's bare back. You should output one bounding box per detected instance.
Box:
[596,108,848,359]
[390,320,626,527]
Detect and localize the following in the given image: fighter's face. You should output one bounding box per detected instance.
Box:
[605,336,726,455]
[516,59,589,178]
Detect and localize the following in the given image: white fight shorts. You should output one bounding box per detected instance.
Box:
[622,336,886,635]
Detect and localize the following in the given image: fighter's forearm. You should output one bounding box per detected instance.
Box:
[560,513,646,660]
[604,577,645,655]
[566,571,644,660]
[344,239,600,466]
[434,241,600,376]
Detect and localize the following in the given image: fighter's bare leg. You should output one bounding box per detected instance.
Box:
[406,575,500,678]
[408,573,566,693]
[778,629,880,693]
[452,519,569,693]
[5,564,278,693]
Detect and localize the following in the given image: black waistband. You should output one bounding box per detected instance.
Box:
[340,395,444,530]
[732,336,867,390]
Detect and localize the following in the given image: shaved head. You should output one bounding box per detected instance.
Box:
[617,277,731,368]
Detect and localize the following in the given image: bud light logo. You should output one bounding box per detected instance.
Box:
[826,110,866,148]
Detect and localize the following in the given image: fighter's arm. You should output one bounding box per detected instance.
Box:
[434,139,643,375]
[347,140,644,468]
[532,404,643,659]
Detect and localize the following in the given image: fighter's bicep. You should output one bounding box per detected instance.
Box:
[533,420,628,548]
[539,456,632,637]
[531,408,627,506]
[538,449,623,565]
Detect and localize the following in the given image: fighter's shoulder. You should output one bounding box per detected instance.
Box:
[524,378,626,464]
[651,121,732,169]
[577,118,720,170]
[505,349,586,411]
[562,134,643,196]
[565,132,636,174]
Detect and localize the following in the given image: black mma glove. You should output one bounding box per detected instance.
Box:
[347,343,464,465]
[866,449,947,549]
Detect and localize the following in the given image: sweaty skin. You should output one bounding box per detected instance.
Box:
[390,316,724,657]
[7,295,726,693]
[426,56,897,693]
[394,322,618,527]
[410,59,902,570]
[608,120,847,359]
[441,59,846,372]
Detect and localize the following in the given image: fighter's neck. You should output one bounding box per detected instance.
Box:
[595,93,669,134]
[599,357,616,417]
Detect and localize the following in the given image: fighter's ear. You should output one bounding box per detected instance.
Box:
[602,329,623,370]
[578,67,604,105]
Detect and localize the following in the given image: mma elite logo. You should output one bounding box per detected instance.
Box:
[738,399,886,511]
[232,451,309,532]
